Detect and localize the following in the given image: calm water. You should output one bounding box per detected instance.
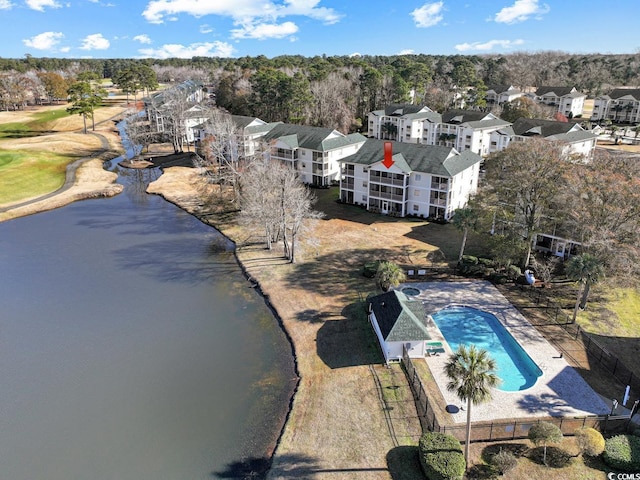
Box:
[0,163,296,479]
[431,306,542,391]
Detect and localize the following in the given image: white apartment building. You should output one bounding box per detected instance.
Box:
[339,139,482,220]
[486,85,524,105]
[262,124,367,187]
[535,86,586,118]
[509,118,597,159]
[433,110,512,157]
[367,104,440,144]
[145,80,205,137]
[591,88,640,124]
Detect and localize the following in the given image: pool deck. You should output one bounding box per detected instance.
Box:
[398,280,610,424]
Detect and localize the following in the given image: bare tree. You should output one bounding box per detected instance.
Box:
[480,138,565,268]
[239,157,323,263]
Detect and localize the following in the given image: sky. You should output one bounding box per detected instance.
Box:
[1,0,640,60]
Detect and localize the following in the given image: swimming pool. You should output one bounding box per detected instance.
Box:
[431,306,542,392]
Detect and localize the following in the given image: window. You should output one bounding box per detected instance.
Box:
[413,205,419,211]
[363,181,367,187]
[415,174,421,181]
[414,190,420,197]
[362,195,367,202]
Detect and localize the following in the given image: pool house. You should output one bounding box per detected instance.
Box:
[367,290,433,363]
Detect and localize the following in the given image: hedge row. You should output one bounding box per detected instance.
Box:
[418,432,465,480]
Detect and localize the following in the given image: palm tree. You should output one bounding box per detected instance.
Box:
[381,122,398,140]
[375,261,406,291]
[565,253,605,323]
[451,207,478,262]
[444,344,500,470]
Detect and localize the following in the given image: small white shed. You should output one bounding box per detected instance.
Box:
[368,290,432,363]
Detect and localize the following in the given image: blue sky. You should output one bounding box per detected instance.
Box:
[2,0,639,59]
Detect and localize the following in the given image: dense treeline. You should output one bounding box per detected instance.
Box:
[3,52,640,91]
[2,52,640,129]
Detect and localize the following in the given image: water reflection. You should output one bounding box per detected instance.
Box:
[0,127,295,480]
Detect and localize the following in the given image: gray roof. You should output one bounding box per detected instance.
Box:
[511,118,579,137]
[606,88,640,101]
[548,129,597,143]
[146,79,203,109]
[403,111,442,122]
[342,139,482,177]
[536,86,576,97]
[487,85,511,94]
[231,115,261,128]
[384,104,428,116]
[369,290,431,342]
[465,118,512,130]
[262,124,366,151]
[442,109,495,124]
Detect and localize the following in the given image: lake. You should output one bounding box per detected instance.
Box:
[0,161,296,479]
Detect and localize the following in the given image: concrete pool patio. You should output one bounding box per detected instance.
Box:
[396,280,610,424]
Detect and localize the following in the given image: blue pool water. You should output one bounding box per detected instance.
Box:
[432,306,542,392]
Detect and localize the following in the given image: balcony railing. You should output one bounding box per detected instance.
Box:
[370,191,405,202]
[370,176,405,187]
[342,179,354,189]
[431,183,448,191]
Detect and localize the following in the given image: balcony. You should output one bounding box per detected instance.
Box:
[369,173,406,187]
[370,191,405,202]
[342,179,354,190]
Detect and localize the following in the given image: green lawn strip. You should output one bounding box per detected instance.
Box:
[0,121,33,139]
[29,108,72,129]
[0,149,70,204]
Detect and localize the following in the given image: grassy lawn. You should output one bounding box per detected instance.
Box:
[0,149,70,204]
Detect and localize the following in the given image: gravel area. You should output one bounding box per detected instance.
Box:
[398,280,611,423]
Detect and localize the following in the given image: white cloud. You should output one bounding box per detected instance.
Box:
[80,33,110,50]
[199,24,213,34]
[141,0,342,40]
[133,34,152,44]
[23,31,64,50]
[398,49,415,55]
[138,41,235,59]
[411,2,444,28]
[0,0,13,9]
[26,0,61,11]
[494,0,549,24]
[455,38,525,52]
[231,21,299,40]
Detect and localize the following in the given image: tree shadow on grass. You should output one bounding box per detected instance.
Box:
[283,247,399,304]
[386,445,424,480]
[316,307,384,368]
[526,446,574,468]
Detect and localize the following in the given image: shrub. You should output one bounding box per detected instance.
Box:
[418,432,466,480]
[489,273,509,285]
[478,257,494,267]
[575,427,605,457]
[362,260,381,278]
[461,255,478,265]
[603,434,640,472]
[507,265,522,279]
[528,421,563,465]
[491,449,517,475]
[633,428,640,438]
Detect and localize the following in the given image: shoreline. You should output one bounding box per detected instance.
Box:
[2,160,419,480]
[148,189,302,474]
